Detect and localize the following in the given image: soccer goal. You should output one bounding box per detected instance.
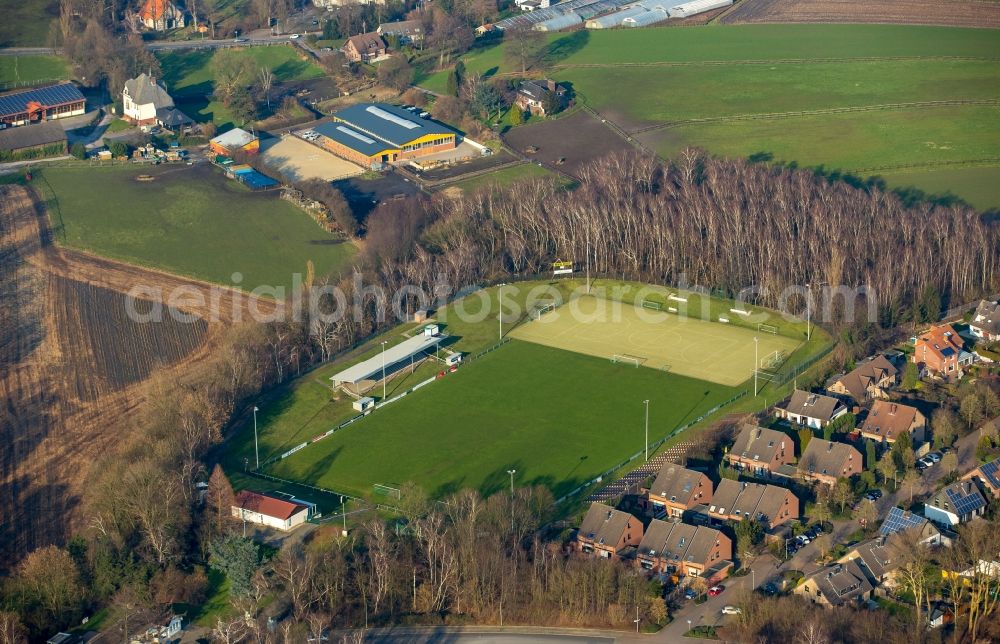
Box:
[612,354,647,367]
[754,369,780,383]
[757,323,779,335]
[641,299,663,311]
[761,350,787,369]
[373,484,401,500]
[532,303,557,320]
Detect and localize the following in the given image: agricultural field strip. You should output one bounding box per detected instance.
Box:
[626,99,1000,134]
[550,55,1000,69]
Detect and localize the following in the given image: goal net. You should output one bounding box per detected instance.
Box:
[754,369,780,382]
[373,484,401,499]
[532,303,557,320]
[611,354,647,367]
[757,323,779,335]
[641,299,663,311]
[761,350,787,369]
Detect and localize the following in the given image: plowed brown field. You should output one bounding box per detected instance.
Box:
[720,0,1000,28]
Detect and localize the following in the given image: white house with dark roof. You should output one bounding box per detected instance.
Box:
[970,300,1000,342]
[122,73,176,125]
[923,480,987,527]
[777,390,848,429]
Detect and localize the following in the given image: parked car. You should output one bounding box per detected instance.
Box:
[761,582,779,596]
[796,535,811,545]
[233,37,249,43]
[917,457,934,469]
[684,588,698,600]
[708,585,725,597]
[927,452,942,463]
[289,33,301,39]
[722,605,742,615]
[864,489,883,502]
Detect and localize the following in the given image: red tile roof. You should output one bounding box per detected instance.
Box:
[141,0,169,21]
[233,490,306,521]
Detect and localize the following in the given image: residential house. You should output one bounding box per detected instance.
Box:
[706,479,799,529]
[793,559,875,607]
[231,490,310,531]
[798,438,864,487]
[879,506,950,546]
[777,390,848,429]
[140,0,186,31]
[726,424,794,477]
[645,464,713,519]
[913,323,973,379]
[122,73,175,126]
[969,300,1000,342]
[636,519,732,579]
[961,457,1000,497]
[210,128,259,156]
[859,400,926,445]
[377,20,424,44]
[475,23,497,36]
[343,32,387,63]
[514,79,568,116]
[576,502,643,560]
[826,355,898,403]
[838,538,900,593]
[923,479,988,527]
[928,602,954,629]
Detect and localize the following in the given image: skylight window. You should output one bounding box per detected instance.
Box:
[337,126,376,145]
[366,105,420,129]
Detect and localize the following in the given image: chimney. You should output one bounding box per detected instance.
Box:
[546,79,557,92]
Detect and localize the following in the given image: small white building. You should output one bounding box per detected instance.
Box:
[232,490,310,531]
[122,73,176,126]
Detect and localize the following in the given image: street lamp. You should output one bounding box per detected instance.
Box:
[643,399,650,461]
[340,495,347,536]
[753,337,759,397]
[507,469,517,496]
[253,406,260,469]
[381,340,388,401]
[507,469,516,533]
[634,605,641,633]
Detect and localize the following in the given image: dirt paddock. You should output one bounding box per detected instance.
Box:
[260,134,365,182]
[720,0,1000,28]
[504,110,635,179]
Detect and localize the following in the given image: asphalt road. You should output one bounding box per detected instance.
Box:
[366,634,617,644]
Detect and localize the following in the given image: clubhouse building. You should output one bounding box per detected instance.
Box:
[312,103,456,168]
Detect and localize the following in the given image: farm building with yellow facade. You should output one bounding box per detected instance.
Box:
[312,103,456,169]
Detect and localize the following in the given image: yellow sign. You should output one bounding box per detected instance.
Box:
[552,260,573,269]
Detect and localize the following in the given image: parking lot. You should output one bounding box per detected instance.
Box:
[260,134,364,182]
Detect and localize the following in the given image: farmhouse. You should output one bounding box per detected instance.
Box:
[644,464,712,518]
[636,519,732,579]
[0,83,86,127]
[923,480,987,527]
[122,73,181,126]
[859,400,925,445]
[313,103,456,169]
[210,128,260,156]
[794,559,875,607]
[726,424,794,477]
[777,390,848,429]
[139,0,186,30]
[798,439,863,487]
[913,324,973,379]
[231,490,310,531]
[961,456,1000,497]
[514,79,568,116]
[705,479,798,529]
[575,502,643,560]
[826,354,898,403]
[343,32,387,63]
[970,300,1000,341]
[0,120,67,158]
[377,20,424,44]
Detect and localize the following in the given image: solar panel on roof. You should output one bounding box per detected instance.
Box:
[0,83,85,118]
[879,507,925,536]
[980,459,1000,487]
[947,486,984,516]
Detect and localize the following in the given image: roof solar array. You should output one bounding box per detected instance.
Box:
[946,485,985,516]
[980,459,1000,488]
[0,83,85,118]
[879,506,925,536]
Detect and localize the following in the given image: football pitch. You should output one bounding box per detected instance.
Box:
[510,295,802,386]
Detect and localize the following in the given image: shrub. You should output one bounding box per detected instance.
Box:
[70,142,87,160]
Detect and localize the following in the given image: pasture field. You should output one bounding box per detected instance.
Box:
[447,163,557,194]
[878,166,1000,211]
[425,25,1000,207]
[270,340,742,499]
[0,55,70,87]
[510,295,801,386]
[36,164,356,292]
[0,0,57,47]
[231,279,829,502]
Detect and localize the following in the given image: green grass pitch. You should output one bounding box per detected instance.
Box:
[510,295,801,386]
[270,340,741,499]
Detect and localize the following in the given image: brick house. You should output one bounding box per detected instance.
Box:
[961,456,1000,497]
[645,465,713,519]
[913,324,973,379]
[859,400,926,445]
[706,479,799,529]
[514,79,568,116]
[636,520,732,579]
[826,355,898,404]
[798,438,864,487]
[726,425,794,477]
[344,32,387,63]
[576,502,643,560]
